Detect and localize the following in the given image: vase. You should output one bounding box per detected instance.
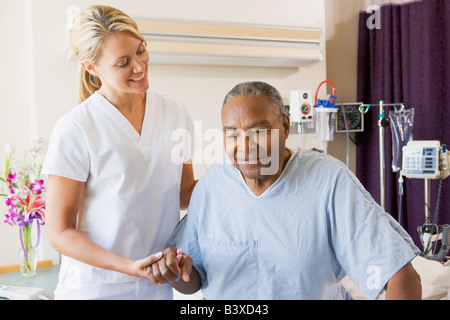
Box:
[18,224,37,277]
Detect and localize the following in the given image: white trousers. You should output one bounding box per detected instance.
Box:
[54,278,173,300]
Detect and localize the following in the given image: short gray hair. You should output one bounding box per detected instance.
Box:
[222,81,285,119]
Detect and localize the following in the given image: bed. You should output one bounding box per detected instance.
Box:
[342,256,450,300]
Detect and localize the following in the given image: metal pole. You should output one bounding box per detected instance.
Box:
[424,179,431,224]
[379,101,386,210]
[360,102,405,211]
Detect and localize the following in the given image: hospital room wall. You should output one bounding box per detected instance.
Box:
[324,0,360,173]
[0,0,359,266]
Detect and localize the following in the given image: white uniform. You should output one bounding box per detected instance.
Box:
[42,91,194,299]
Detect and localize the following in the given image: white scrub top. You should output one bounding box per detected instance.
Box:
[42,91,194,287]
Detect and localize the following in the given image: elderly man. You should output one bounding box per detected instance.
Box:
[149,81,422,300]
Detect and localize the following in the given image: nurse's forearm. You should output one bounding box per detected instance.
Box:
[50,225,163,279]
[49,226,142,277]
[180,162,197,210]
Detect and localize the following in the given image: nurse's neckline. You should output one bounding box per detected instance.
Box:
[95,90,147,136]
[96,90,147,113]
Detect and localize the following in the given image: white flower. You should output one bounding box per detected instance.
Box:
[4,143,15,156]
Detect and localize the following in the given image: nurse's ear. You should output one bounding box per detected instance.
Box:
[81,60,99,77]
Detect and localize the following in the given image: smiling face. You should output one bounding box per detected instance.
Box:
[222,94,290,181]
[82,32,149,98]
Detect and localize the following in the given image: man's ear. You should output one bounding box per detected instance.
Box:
[283,114,290,139]
[81,60,98,76]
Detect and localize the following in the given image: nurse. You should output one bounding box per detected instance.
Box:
[42,5,196,299]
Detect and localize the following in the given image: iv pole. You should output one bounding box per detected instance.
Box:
[360,100,405,210]
[362,101,436,227]
[359,102,449,261]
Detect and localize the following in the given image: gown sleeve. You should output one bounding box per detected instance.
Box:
[327,161,420,300]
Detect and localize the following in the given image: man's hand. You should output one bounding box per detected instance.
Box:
[146,247,193,285]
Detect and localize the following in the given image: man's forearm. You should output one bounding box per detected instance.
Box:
[385,262,422,300]
[172,267,203,295]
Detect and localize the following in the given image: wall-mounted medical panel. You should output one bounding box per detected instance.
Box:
[136,20,323,68]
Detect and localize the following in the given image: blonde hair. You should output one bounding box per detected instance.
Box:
[69,5,146,103]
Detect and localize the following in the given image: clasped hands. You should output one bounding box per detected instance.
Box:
[143,247,193,285]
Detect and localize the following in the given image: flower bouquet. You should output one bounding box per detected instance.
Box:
[1,140,46,277]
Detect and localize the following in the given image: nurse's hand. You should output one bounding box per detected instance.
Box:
[146,247,193,285]
[130,251,164,279]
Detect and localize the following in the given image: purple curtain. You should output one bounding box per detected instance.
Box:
[356,0,450,248]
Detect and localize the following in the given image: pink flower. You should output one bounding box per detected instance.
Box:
[4,215,15,226]
[30,179,45,195]
[10,186,46,222]
[5,196,14,207]
[6,173,16,184]
[3,198,19,226]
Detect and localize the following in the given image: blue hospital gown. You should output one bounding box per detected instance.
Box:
[168,148,420,300]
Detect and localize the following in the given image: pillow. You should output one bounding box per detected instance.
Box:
[411,256,450,300]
